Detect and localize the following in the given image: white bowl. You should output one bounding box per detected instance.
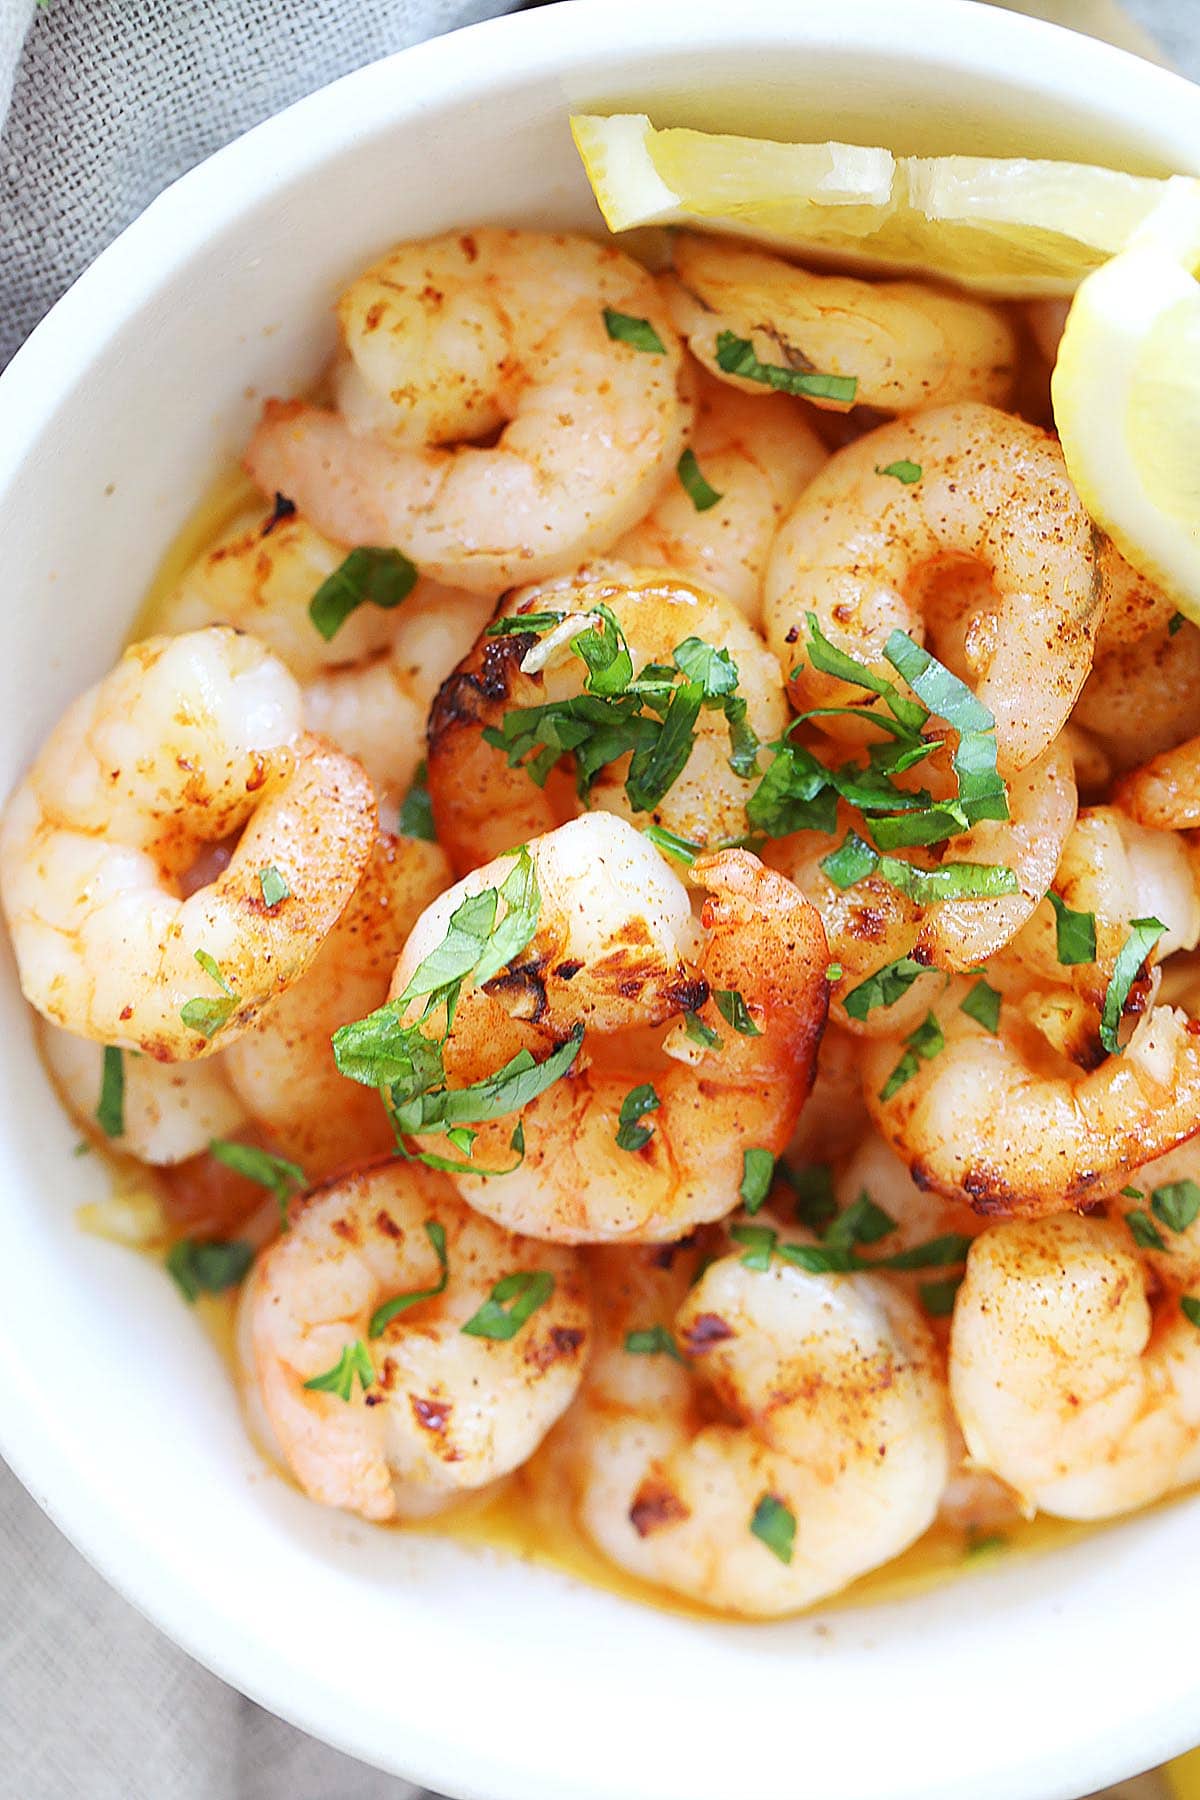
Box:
[2,2,1199,1795]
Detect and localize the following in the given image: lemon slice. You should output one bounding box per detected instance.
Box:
[1053,176,1200,618]
[571,113,1171,296]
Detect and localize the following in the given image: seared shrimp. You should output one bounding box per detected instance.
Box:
[566,1234,949,1615]
[666,234,1015,414]
[769,738,1076,1015]
[303,583,495,813]
[1116,735,1200,832]
[0,628,375,1057]
[1011,806,1200,1009]
[156,507,398,680]
[613,368,827,623]
[864,978,1200,1218]
[951,1214,1200,1518]
[426,568,788,878]
[239,1160,589,1522]
[246,231,689,593]
[388,814,829,1242]
[1074,613,1200,776]
[764,403,1102,775]
[224,835,450,1180]
[40,1019,245,1165]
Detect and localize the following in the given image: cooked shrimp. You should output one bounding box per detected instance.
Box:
[769,738,1076,1017]
[1011,806,1200,1009]
[612,368,827,623]
[39,1019,245,1165]
[1073,613,1200,776]
[426,567,788,878]
[0,628,376,1057]
[388,813,828,1242]
[951,1214,1200,1518]
[864,978,1200,1218]
[1093,544,1177,656]
[834,1133,987,1277]
[786,1023,870,1163]
[1116,735,1200,832]
[155,506,399,680]
[565,1233,949,1615]
[763,403,1102,775]
[245,231,690,593]
[238,1160,589,1522]
[224,834,450,1180]
[1024,298,1070,367]
[666,233,1016,414]
[303,582,495,812]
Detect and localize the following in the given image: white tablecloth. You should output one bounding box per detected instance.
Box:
[0,1,1196,1796]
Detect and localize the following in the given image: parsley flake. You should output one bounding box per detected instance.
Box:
[625,1325,683,1362]
[309,546,418,641]
[875,460,922,484]
[750,1493,796,1563]
[303,1339,374,1401]
[208,1140,305,1222]
[616,1083,661,1152]
[879,1011,946,1102]
[677,447,723,512]
[166,1237,253,1302]
[843,954,929,1021]
[1046,891,1097,965]
[462,1269,555,1340]
[399,761,437,841]
[180,949,238,1039]
[1151,1179,1200,1235]
[258,865,290,908]
[1126,1209,1168,1252]
[603,308,667,354]
[369,1220,450,1337]
[715,330,857,405]
[714,989,761,1036]
[740,1147,775,1215]
[960,977,1002,1034]
[96,1046,125,1138]
[1182,1295,1200,1329]
[1100,917,1166,1055]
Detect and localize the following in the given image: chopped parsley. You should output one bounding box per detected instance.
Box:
[624,1325,683,1362]
[461,1269,555,1341]
[749,1493,796,1563]
[258,865,290,908]
[482,604,758,815]
[676,447,723,512]
[616,1083,661,1152]
[843,954,929,1021]
[309,546,418,641]
[1151,1179,1200,1235]
[332,847,582,1170]
[1169,611,1187,636]
[879,1011,945,1102]
[1181,1296,1200,1329]
[1046,890,1097,966]
[303,1339,374,1400]
[1125,1209,1168,1252]
[166,1236,253,1302]
[781,1161,838,1233]
[208,1140,306,1222]
[919,1275,963,1317]
[682,1011,722,1051]
[715,330,857,405]
[739,1147,776,1215]
[180,949,239,1039]
[1100,917,1166,1055]
[875,460,922,484]
[399,761,436,842]
[714,988,761,1036]
[642,822,702,865]
[603,308,667,354]
[959,977,1002,1034]
[820,829,1016,904]
[369,1220,449,1337]
[95,1046,125,1138]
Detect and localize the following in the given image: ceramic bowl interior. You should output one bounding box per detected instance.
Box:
[2,4,1199,1797]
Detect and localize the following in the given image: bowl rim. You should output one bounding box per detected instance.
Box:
[5,2,1200,1795]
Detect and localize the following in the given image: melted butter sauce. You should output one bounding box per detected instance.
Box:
[104,446,1182,1627]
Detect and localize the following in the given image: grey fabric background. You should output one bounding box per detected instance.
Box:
[0,2,1196,1797]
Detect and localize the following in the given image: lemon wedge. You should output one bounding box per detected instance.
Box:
[570,113,1171,296]
[1053,176,1200,618]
